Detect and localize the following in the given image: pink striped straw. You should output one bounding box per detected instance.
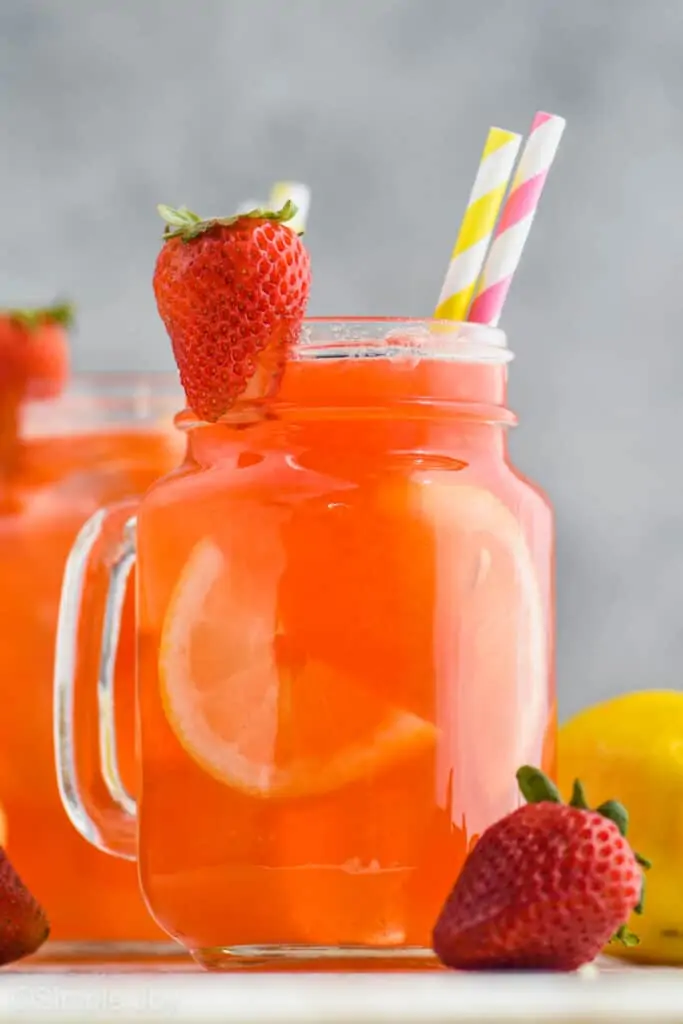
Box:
[467,111,566,326]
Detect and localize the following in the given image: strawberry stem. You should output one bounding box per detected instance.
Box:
[157,200,299,242]
[1,302,74,331]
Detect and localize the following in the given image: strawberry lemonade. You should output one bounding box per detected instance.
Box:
[134,320,554,965]
[0,303,184,948]
[55,202,555,968]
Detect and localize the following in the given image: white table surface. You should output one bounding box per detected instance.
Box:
[1,958,682,1023]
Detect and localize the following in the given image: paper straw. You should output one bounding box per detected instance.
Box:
[434,127,522,321]
[268,181,311,233]
[468,111,566,327]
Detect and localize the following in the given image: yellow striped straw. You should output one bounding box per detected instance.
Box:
[268,181,311,234]
[434,127,522,321]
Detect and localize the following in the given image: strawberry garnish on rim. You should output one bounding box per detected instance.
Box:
[432,766,651,971]
[0,301,74,477]
[0,300,73,399]
[153,200,311,423]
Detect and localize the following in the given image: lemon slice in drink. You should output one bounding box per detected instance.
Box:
[159,537,437,799]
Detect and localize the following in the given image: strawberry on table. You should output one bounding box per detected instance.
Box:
[153,200,311,423]
[432,766,650,971]
[0,847,49,965]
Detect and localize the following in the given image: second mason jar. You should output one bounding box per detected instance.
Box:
[0,373,186,955]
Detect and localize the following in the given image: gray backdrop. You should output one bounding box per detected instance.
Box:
[1,0,681,719]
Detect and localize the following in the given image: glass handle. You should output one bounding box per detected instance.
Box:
[98,515,137,819]
[53,503,139,861]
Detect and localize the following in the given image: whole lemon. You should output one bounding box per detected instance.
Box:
[558,689,683,965]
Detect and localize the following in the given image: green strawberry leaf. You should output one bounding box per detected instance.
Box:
[157,205,202,229]
[634,876,646,916]
[634,853,651,916]
[1,301,74,331]
[568,779,590,810]
[613,924,640,947]
[595,800,629,837]
[157,200,299,242]
[516,766,562,805]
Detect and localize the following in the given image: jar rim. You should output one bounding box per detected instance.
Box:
[19,323,511,436]
[293,319,511,364]
[21,371,183,437]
